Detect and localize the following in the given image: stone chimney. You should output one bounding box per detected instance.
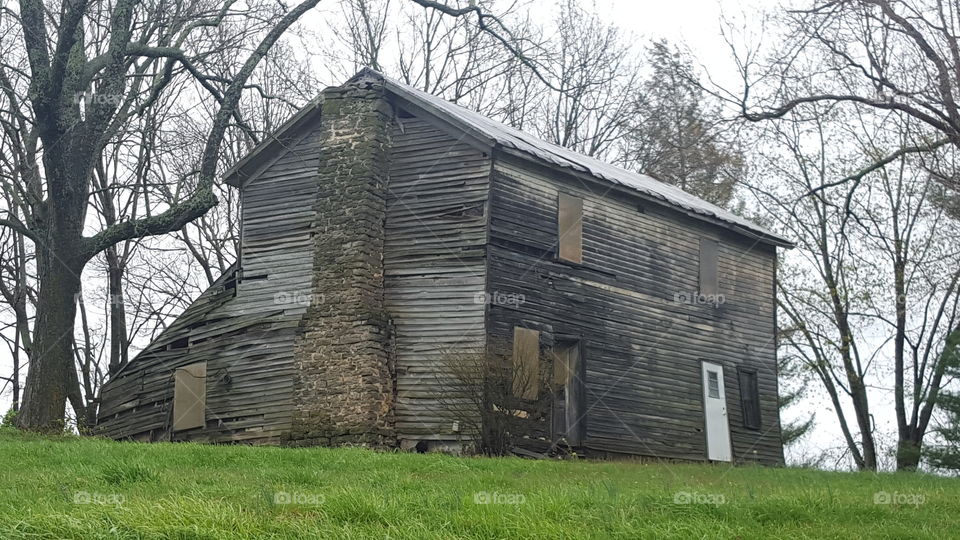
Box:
[285,74,396,447]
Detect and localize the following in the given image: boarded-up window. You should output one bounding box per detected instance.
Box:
[512,327,540,400]
[738,368,761,430]
[173,362,207,431]
[699,238,719,296]
[558,193,583,263]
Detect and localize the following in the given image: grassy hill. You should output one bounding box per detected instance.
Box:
[0,428,957,539]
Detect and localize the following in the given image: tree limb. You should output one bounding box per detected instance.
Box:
[81,0,321,260]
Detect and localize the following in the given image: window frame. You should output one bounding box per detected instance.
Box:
[706,369,721,399]
[699,237,719,297]
[557,192,584,264]
[737,367,762,430]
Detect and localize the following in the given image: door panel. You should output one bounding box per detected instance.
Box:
[702,361,732,462]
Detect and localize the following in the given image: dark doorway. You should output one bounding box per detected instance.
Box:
[551,339,585,446]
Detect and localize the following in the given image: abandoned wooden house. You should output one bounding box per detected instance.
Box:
[96,68,793,464]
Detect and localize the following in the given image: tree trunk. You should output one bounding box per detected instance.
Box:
[9,331,21,412]
[106,246,129,374]
[896,436,923,471]
[14,235,84,432]
[855,391,878,470]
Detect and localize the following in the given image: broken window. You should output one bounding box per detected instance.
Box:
[558,193,583,263]
[512,327,540,400]
[173,362,207,431]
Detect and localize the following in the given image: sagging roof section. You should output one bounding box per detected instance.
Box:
[224,67,792,247]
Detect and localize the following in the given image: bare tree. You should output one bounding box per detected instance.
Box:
[726,0,960,192]
[331,0,393,73]
[750,106,960,470]
[0,0,322,432]
[329,0,537,110]
[0,224,31,415]
[851,123,960,470]
[761,111,881,470]
[525,0,637,159]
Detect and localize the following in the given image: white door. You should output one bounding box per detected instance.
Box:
[701,362,732,462]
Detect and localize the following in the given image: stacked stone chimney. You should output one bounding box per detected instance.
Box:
[285,76,396,447]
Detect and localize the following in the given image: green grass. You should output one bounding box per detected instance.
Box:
[0,428,957,539]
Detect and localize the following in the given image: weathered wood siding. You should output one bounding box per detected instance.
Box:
[99,84,783,463]
[97,126,323,443]
[384,111,489,446]
[486,156,783,464]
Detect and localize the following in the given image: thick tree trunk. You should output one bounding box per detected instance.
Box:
[14,236,84,432]
[897,436,923,471]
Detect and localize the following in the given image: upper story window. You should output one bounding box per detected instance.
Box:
[558,193,583,264]
[699,238,719,296]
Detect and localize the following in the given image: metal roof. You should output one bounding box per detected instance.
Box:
[226,68,792,247]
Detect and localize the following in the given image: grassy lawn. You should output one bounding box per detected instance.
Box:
[0,428,957,539]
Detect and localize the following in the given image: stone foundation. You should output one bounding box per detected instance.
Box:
[285,77,396,448]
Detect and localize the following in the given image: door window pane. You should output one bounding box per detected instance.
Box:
[707,370,720,399]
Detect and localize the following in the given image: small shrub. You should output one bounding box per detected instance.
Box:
[435,338,555,456]
[1,408,17,428]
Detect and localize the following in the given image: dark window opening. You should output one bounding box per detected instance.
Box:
[699,238,719,296]
[551,339,585,446]
[738,368,761,430]
[223,272,238,292]
[241,272,268,282]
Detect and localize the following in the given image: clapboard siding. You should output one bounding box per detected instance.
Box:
[486,156,783,464]
[99,75,784,463]
[384,113,489,444]
[97,126,322,443]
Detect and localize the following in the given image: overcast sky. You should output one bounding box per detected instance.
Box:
[601,0,765,84]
